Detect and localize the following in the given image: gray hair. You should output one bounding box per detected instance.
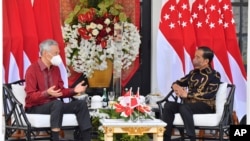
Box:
[39,39,58,56]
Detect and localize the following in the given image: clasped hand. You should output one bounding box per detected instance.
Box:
[172,84,187,98]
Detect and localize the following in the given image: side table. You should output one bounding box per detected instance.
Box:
[100,118,167,141]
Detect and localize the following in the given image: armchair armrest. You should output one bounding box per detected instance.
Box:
[3,84,32,131]
[218,83,235,126]
[156,90,183,119]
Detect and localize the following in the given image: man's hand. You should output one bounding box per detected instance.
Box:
[74,81,88,94]
[172,84,187,98]
[47,86,63,97]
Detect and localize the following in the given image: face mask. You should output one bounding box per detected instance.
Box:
[50,55,62,66]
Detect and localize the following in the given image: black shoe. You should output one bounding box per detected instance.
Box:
[182,133,196,141]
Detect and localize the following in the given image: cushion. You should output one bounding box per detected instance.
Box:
[11,84,26,108]
[173,83,228,126]
[11,83,78,128]
[215,82,228,118]
[25,114,78,127]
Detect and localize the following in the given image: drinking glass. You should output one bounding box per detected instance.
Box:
[108,91,115,101]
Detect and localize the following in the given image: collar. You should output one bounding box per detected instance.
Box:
[193,67,212,73]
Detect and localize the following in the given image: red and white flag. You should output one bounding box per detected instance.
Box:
[191,0,212,48]
[220,0,247,120]
[3,0,11,83]
[5,0,24,82]
[33,0,68,87]
[48,0,68,88]
[16,0,39,77]
[157,0,185,95]
[205,0,232,83]
[177,0,197,74]
[191,0,232,83]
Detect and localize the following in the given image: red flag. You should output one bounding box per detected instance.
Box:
[220,0,247,120]
[177,0,197,74]
[33,0,68,87]
[157,0,185,95]
[16,0,39,74]
[3,0,11,83]
[160,0,185,71]
[191,0,232,83]
[5,0,24,82]
[205,0,232,83]
[48,0,68,87]
[48,0,66,65]
[33,0,53,42]
[191,0,213,47]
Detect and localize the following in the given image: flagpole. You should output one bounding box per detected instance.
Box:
[128,87,133,122]
[137,87,140,122]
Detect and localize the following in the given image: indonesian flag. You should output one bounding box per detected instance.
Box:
[16,0,39,76]
[220,0,247,120]
[157,0,185,95]
[3,0,11,83]
[48,0,68,88]
[33,0,68,87]
[5,0,24,82]
[33,0,53,42]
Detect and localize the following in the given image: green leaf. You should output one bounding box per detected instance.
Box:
[114,3,124,10]
[109,7,120,16]
[119,12,128,22]
[64,4,82,24]
[98,0,114,9]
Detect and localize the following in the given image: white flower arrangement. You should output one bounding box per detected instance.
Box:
[62,22,141,78]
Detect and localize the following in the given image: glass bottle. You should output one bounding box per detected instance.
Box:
[102,88,108,108]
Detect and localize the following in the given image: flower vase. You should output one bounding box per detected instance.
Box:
[88,59,113,88]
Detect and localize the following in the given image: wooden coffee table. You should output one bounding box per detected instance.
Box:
[100,118,167,141]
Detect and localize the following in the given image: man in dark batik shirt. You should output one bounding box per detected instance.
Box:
[163,46,221,141]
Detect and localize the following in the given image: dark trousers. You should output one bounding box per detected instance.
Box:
[26,99,92,132]
[162,101,214,141]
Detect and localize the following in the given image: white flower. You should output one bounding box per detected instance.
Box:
[104,18,111,25]
[89,22,97,29]
[106,27,111,33]
[92,29,99,36]
[86,25,91,30]
[62,22,141,78]
[97,24,103,30]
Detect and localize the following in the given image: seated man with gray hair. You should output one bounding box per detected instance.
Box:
[25,39,92,141]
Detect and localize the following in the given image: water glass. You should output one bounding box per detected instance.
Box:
[108,91,115,101]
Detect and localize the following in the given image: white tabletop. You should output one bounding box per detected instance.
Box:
[100,118,167,127]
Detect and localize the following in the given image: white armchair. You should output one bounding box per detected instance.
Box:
[3,80,80,141]
[157,82,235,140]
